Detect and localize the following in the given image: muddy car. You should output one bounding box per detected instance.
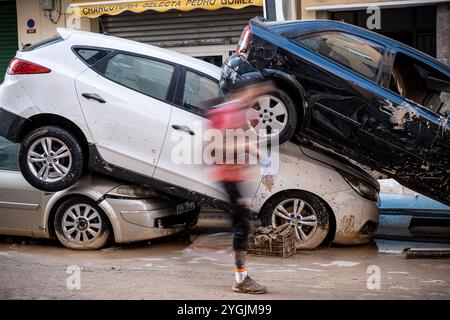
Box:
[0,28,379,249]
[220,18,450,206]
[0,137,199,250]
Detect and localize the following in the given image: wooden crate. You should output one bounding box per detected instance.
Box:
[248,224,296,258]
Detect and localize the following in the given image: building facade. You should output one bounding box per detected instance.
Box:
[0,0,448,83]
[300,0,450,65]
[1,0,301,80]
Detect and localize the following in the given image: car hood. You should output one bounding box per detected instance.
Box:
[299,143,380,191]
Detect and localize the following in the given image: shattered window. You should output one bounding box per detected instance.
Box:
[74,48,112,66]
[183,71,219,110]
[293,31,385,81]
[389,52,450,115]
[0,136,19,171]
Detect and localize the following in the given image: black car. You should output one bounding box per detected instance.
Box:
[220,17,450,206]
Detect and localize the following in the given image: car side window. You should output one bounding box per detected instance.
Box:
[293,31,385,81]
[182,70,219,110]
[73,48,112,66]
[94,53,175,101]
[389,52,450,115]
[0,137,19,171]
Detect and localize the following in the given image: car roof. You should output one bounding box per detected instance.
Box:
[57,28,221,80]
[253,19,450,75]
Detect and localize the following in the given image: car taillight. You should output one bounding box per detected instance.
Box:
[236,25,253,57]
[7,58,51,75]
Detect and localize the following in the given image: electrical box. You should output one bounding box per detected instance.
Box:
[42,0,54,10]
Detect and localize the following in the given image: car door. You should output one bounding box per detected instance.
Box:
[0,137,43,232]
[362,49,450,203]
[75,49,176,177]
[154,68,228,201]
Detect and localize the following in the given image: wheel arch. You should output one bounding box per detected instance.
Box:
[258,188,336,246]
[45,193,116,242]
[263,69,307,128]
[19,113,90,169]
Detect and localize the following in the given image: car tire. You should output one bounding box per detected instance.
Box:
[246,88,297,144]
[260,190,331,249]
[54,197,111,250]
[18,126,84,192]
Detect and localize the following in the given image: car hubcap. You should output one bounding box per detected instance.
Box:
[246,95,288,138]
[62,204,102,243]
[27,137,72,182]
[272,198,318,243]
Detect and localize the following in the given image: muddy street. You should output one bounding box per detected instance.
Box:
[0,217,449,300]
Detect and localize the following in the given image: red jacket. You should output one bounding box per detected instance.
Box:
[207,99,253,182]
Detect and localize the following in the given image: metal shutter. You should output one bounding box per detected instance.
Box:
[0,1,18,83]
[102,7,263,48]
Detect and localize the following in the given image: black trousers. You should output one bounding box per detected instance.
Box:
[222,181,251,252]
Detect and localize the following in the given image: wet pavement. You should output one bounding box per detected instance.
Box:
[0,218,449,300]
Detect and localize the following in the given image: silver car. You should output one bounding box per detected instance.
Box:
[0,137,199,250]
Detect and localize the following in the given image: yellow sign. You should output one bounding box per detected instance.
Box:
[70,0,264,18]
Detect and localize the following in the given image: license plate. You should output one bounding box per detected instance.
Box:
[176,201,196,215]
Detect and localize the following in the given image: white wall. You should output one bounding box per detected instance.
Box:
[16,0,98,49]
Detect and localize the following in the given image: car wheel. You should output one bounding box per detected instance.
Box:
[260,191,330,249]
[246,89,297,144]
[18,126,84,192]
[54,197,111,250]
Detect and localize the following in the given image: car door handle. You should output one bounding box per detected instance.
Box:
[82,93,106,103]
[172,124,195,135]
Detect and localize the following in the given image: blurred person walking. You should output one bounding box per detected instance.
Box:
[208,81,273,294]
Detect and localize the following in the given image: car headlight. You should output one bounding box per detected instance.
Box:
[107,185,160,199]
[339,171,379,202]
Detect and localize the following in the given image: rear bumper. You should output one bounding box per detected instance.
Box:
[0,107,27,143]
[220,54,264,95]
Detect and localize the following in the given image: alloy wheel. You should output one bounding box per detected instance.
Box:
[27,137,72,182]
[246,95,288,138]
[271,198,318,243]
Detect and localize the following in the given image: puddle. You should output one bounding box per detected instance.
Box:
[313,261,360,267]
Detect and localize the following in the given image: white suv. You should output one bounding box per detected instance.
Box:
[0,28,225,203]
[0,28,379,249]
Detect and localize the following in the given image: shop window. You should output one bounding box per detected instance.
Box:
[182,71,219,110]
[0,137,19,171]
[389,52,450,115]
[95,53,175,101]
[293,31,385,81]
[195,56,223,67]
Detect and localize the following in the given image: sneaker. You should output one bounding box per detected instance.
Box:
[232,276,267,294]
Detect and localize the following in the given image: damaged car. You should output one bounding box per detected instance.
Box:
[0,137,199,250]
[220,18,450,206]
[0,28,379,249]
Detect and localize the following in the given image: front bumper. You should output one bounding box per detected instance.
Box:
[0,107,27,143]
[100,197,200,243]
[323,188,380,245]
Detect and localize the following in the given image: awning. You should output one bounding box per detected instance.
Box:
[305,0,450,12]
[70,0,263,18]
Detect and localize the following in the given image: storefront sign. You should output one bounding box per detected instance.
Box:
[70,0,263,18]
